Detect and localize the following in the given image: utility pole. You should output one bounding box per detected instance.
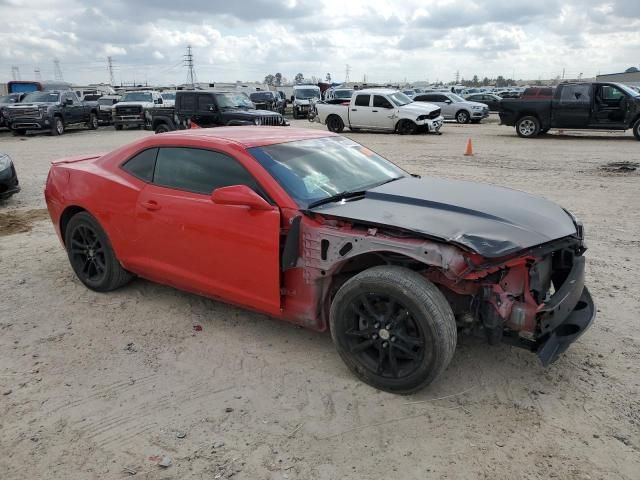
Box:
[11,66,21,80]
[53,59,64,81]
[184,45,196,87]
[107,56,115,85]
[562,68,565,80]
[34,66,42,81]
[345,64,350,83]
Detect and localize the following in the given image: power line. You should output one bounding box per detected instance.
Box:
[184,45,196,87]
[53,58,64,81]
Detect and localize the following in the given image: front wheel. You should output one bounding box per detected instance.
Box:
[456,110,470,124]
[114,124,123,131]
[397,119,417,135]
[326,115,344,133]
[51,117,64,136]
[87,113,99,130]
[330,266,457,394]
[65,212,133,292]
[12,128,26,136]
[516,116,541,138]
[155,123,171,134]
[633,118,640,141]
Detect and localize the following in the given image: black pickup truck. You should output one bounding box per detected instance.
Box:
[151,90,288,134]
[499,82,640,140]
[4,90,99,136]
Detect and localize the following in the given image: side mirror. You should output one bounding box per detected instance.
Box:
[156,98,163,104]
[212,185,272,211]
[65,99,73,106]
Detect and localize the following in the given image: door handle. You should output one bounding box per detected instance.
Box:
[141,200,161,211]
[372,110,378,112]
[351,108,358,111]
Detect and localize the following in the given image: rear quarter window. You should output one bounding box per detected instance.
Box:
[121,148,158,182]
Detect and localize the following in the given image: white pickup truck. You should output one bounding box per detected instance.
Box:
[315,88,444,134]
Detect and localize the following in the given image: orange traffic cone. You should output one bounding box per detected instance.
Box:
[190,121,201,129]
[464,138,473,156]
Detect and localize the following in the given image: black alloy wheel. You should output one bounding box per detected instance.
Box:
[65,212,133,292]
[330,266,457,394]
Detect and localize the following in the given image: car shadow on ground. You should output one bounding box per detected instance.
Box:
[118,277,548,398]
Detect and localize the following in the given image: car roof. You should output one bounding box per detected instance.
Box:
[160,126,336,148]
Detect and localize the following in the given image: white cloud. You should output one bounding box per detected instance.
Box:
[0,0,638,84]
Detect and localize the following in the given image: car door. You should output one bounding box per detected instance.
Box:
[552,84,592,128]
[61,92,79,124]
[370,95,396,129]
[193,93,220,127]
[133,146,282,315]
[349,94,374,128]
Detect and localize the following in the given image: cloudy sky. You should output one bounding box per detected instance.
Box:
[1,0,639,86]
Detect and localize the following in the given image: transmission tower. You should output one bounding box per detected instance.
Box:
[455,70,460,84]
[184,45,196,87]
[11,66,21,80]
[34,66,42,81]
[107,56,115,85]
[344,64,350,83]
[53,59,64,81]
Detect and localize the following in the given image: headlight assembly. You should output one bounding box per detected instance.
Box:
[0,153,12,172]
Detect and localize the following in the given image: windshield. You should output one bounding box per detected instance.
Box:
[214,92,254,108]
[617,84,640,97]
[295,88,320,99]
[121,92,153,102]
[448,93,466,102]
[333,89,353,99]
[23,91,60,103]
[0,94,20,104]
[249,92,274,102]
[388,92,412,106]
[161,92,176,100]
[249,136,406,208]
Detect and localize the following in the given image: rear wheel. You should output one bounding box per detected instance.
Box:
[51,116,64,136]
[330,266,457,394]
[516,116,541,138]
[456,110,470,124]
[633,118,640,141]
[326,115,344,133]
[65,212,133,292]
[114,124,123,131]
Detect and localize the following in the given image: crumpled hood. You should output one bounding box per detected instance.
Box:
[400,102,439,115]
[229,108,281,117]
[310,177,578,258]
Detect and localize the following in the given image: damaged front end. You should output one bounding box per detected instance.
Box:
[285,213,594,366]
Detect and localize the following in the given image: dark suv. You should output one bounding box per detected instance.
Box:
[249,91,285,114]
[151,90,288,133]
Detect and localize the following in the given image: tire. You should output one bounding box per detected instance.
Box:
[114,124,123,131]
[155,123,171,134]
[330,266,457,394]
[51,116,64,136]
[12,128,26,136]
[633,118,640,141]
[87,112,99,130]
[516,115,541,138]
[455,110,470,124]
[326,115,345,133]
[64,212,134,292]
[397,119,417,135]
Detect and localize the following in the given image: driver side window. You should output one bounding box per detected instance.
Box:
[153,147,260,196]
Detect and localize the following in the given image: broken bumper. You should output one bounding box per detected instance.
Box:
[420,115,444,133]
[535,256,595,366]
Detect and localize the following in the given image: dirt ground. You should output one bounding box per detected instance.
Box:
[1,119,639,480]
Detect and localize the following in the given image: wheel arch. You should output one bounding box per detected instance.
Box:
[59,205,88,246]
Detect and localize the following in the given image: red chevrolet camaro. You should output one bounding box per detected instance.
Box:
[45,127,594,393]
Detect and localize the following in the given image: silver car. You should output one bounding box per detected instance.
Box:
[414,92,489,123]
